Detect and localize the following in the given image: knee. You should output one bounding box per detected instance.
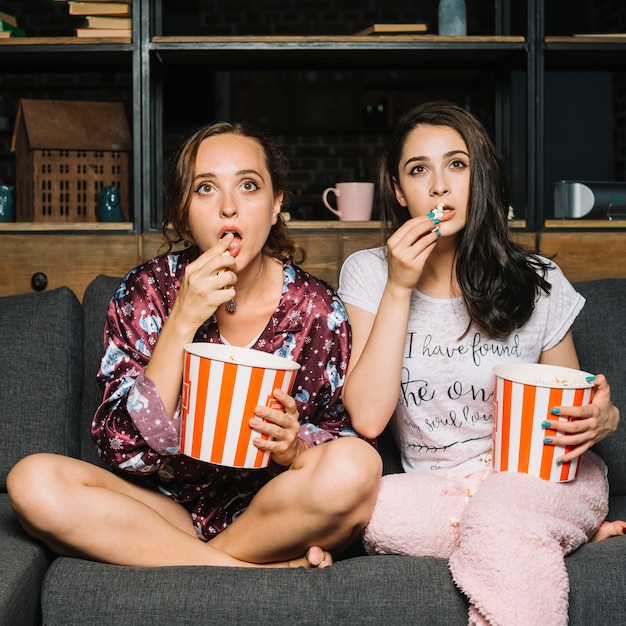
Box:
[313,437,382,512]
[7,453,70,529]
[7,453,47,507]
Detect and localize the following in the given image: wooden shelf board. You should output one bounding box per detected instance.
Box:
[152,35,525,44]
[508,220,526,229]
[544,220,626,229]
[0,37,132,45]
[0,220,531,233]
[546,35,626,43]
[0,35,526,47]
[0,222,134,232]
[287,220,381,230]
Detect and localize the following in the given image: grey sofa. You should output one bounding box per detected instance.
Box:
[1,275,625,626]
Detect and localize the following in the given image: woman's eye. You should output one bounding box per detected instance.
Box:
[241,180,259,191]
[195,183,214,195]
[450,159,468,169]
[409,165,426,175]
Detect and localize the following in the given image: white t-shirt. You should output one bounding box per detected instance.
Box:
[338,247,585,477]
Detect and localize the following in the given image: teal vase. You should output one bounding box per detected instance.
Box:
[0,184,14,222]
[96,186,125,222]
[438,0,467,36]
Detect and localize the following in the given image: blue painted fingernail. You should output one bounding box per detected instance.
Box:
[556,459,563,466]
[426,211,435,218]
[434,229,441,237]
[543,437,553,444]
[550,407,560,415]
[541,421,551,428]
[432,218,440,225]
[586,376,596,383]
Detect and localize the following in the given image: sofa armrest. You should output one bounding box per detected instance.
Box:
[573,279,626,497]
[0,287,83,490]
[80,275,123,466]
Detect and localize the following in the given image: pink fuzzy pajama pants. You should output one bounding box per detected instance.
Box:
[363,452,608,626]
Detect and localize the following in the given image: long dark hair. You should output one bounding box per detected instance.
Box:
[162,121,304,264]
[379,101,551,339]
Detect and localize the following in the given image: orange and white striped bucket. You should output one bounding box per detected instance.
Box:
[492,363,595,482]
[181,343,300,468]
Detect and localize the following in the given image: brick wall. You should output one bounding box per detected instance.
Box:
[2,0,79,35]
[3,1,620,222]
[161,0,490,37]
[157,0,494,219]
[590,1,626,180]
[1,0,498,221]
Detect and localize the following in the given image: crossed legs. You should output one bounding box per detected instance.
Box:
[7,436,381,568]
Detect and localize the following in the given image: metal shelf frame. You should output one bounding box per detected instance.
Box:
[3,1,626,234]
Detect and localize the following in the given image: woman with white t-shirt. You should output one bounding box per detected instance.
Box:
[338,101,624,626]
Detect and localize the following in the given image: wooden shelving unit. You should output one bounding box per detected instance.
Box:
[0,0,624,296]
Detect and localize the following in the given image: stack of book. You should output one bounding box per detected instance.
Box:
[61,0,132,38]
[354,23,428,36]
[0,10,26,38]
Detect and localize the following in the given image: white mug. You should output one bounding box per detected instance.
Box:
[322,182,374,221]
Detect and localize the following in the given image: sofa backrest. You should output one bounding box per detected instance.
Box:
[80,275,123,467]
[573,279,626,497]
[76,274,626,499]
[0,287,83,491]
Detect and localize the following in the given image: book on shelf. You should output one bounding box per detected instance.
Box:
[83,15,132,29]
[68,2,132,16]
[75,27,131,38]
[0,11,25,37]
[354,23,428,36]
[0,23,25,37]
[0,10,17,27]
[573,32,626,37]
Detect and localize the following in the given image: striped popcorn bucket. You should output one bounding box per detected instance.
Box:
[181,343,300,468]
[492,363,595,482]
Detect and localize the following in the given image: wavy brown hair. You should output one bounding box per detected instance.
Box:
[162,121,304,264]
[379,101,551,339]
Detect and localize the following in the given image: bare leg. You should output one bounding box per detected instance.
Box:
[208,437,382,564]
[9,453,247,566]
[8,439,380,568]
[591,519,626,542]
[7,453,332,568]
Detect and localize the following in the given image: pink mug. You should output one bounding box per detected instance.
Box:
[322,182,374,221]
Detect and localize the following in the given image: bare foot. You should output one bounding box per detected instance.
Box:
[591,520,626,542]
[287,546,333,569]
[305,545,333,568]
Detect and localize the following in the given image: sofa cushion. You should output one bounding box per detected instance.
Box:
[80,275,122,466]
[42,554,469,626]
[0,287,83,490]
[40,536,626,626]
[573,279,626,497]
[0,495,51,625]
[566,534,626,625]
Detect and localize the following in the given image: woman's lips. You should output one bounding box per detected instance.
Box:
[428,205,454,222]
[220,230,242,255]
[428,204,454,236]
[439,207,454,222]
